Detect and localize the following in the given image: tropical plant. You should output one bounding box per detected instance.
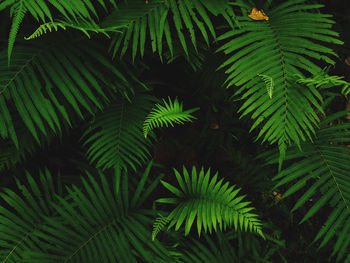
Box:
[143,97,199,138]
[154,166,264,237]
[101,0,235,61]
[81,91,157,172]
[217,0,343,166]
[262,112,350,263]
[0,0,349,262]
[23,19,122,40]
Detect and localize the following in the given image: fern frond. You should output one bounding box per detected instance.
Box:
[258,74,274,98]
[0,40,128,147]
[8,1,25,65]
[103,0,232,61]
[31,164,172,262]
[265,113,350,262]
[4,0,117,63]
[152,214,171,241]
[181,229,285,262]
[0,168,63,262]
[0,124,42,172]
[81,93,156,172]
[0,0,16,11]
[0,163,174,262]
[217,0,343,153]
[156,166,264,238]
[24,19,124,40]
[143,97,199,138]
[295,69,350,95]
[24,21,67,40]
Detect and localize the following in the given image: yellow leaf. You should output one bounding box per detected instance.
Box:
[248,8,269,21]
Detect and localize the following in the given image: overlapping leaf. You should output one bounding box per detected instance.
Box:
[1,0,117,63]
[0,168,63,263]
[102,0,233,61]
[264,113,350,262]
[217,0,342,152]
[0,163,174,262]
[24,19,124,40]
[0,40,127,148]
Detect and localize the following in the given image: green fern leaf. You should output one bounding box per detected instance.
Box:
[265,113,350,262]
[8,1,26,65]
[0,168,63,262]
[143,97,199,138]
[24,21,67,40]
[152,214,171,241]
[4,0,116,64]
[217,0,343,151]
[103,0,231,61]
[82,93,156,172]
[0,40,127,147]
[0,163,173,262]
[24,19,123,40]
[156,166,264,238]
[0,122,43,171]
[295,69,350,96]
[0,0,16,11]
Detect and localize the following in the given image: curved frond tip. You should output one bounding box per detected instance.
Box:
[24,20,124,40]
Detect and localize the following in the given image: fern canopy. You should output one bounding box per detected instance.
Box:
[0,0,348,262]
[156,166,264,238]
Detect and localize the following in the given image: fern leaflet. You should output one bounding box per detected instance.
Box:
[152,214,170,241]
[24,20,124,40]
[8,1,25,65]
[258,74,274,99]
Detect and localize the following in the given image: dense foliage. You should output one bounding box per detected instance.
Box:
[0,0,349,262]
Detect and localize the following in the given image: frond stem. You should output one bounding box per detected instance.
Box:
[0,53,38,95]
[269,21,289,143]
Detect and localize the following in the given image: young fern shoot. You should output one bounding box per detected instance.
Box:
[258,74,274,99]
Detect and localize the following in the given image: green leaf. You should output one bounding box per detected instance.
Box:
[156,166,264,237]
